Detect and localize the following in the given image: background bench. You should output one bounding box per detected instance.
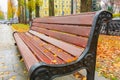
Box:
[13,10,112,80]
[100,19,120,36]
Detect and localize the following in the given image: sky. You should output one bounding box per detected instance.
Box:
[0,0,8,13]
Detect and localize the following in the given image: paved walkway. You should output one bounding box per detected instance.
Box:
[0,24,108,80]
[0,24,28,80]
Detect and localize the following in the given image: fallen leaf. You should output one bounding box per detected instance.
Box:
[52,60,57,63]
[20,58,24,62]
[9,76,16,80]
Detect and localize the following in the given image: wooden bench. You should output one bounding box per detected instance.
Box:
[13,10,112,80]
[100,19,120,36]
[107,19,120,35]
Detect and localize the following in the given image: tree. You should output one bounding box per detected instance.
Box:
[7,0,17,19]
[80,0,92,12]
[35,0,40,17]
[71,0,77,14]
[49,0,54,16]
[28,0,35,21]
[17,0,21,23]
[17,0,27,24]
[7,0,14,19]
[71,0,74,14]
[24,0,27,23]
[17,0,24,23]
[0,10,4,19]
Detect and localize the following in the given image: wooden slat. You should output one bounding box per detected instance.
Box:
[31,23,91,37]
[31,27,88,48]
[26,32,78,63]
[43,44,78,63]
[29,30,84,57]
[18,33,52,64]
[22,33,65,64]
[14,33,39,70]
[33,12,95,25]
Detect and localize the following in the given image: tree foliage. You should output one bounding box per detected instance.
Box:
[35,0,43,6]
[7,0,17,19]
[0,10,4,19]
[17,0,28,23]
[81,0,92,12]
[7,0,13,19]
[17,0,25,17]
[28,0,35,11]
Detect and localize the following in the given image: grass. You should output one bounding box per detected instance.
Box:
[12,24,29,32]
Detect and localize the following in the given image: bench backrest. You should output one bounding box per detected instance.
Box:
[108,19,120,35]
[31,12,95,48]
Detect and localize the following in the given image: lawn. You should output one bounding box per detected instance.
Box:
[12,24,29,32]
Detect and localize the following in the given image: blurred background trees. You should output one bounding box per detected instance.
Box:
[0,8,4,19]
[5,0,120,24]
[7,0,17,19]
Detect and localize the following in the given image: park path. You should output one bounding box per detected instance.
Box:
[0,24,28,80]
[0,24,108,80]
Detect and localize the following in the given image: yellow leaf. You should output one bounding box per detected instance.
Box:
[73,72,83,79]
[9,76,16,80]
[15,64,18,67]
[82,77,86,80]
[0,72,4,75]
[53,54,57,57]
[44,50,48,53]
[20,58,24,62]
[23,70,27,74]
[4,71,10,75]
[48,48,52,50]
[52,60,57,63]
[1,66,7,69]
[57,49,62,52]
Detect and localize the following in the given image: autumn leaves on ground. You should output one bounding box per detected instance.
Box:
[97,35,120,80]
[12,24,120,80]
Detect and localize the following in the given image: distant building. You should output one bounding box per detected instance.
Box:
[39,0,49,17]
[39,0,81,17]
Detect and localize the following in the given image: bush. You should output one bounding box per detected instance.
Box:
[113,13,120,18]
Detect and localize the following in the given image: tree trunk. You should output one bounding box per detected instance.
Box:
[10,0,14,18]
[81,0,92,12]
[24,0,27,24]
[49,0,54,16]
[29,8,32,21]
[22,6,25,23]
[20,6,23,23]
[35,4,40,17]
[71,0,73,14]
[18,1,21,23]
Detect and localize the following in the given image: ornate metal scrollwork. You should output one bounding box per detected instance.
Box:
[84,53,95,67]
